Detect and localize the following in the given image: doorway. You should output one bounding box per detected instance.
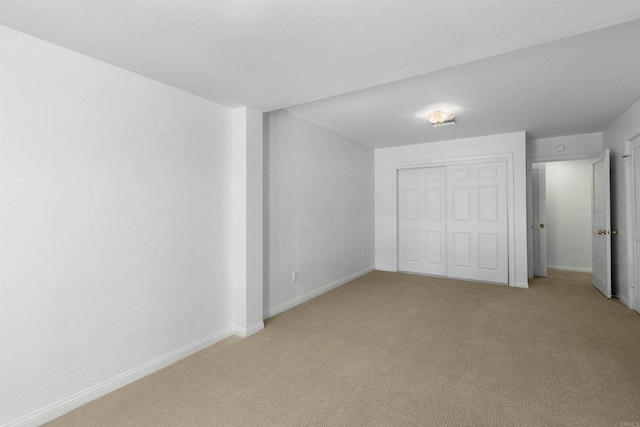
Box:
[532,159,594,276]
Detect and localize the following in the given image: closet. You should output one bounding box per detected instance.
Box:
[398,161,508,284]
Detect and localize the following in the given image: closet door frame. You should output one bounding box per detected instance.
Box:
[392,154,516,286]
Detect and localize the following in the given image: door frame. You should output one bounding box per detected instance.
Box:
[625,130,640,312]
[531,163,547,277]
[392,154,516,286]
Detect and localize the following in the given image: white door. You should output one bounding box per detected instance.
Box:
[532,163,548,277]
[447,162,509,284]
[628,137,640,313]
[398,167,447,276]
[591,149,612,298]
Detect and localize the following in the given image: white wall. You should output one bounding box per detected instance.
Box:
[602,99,640,303]
[375,132,528,287]
[527,133,602,161]
[231,107,264,336]
[0,27,235,425]
[544,160,593,272]
[264,110,375,317]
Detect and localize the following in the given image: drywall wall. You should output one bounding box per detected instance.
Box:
[264,110,375,317]
[0,27,235,425]
[375,132,528,287]
[602,98,640,304]
[544,160,593,272]
[231,106,264,336]
[527,133,602,161]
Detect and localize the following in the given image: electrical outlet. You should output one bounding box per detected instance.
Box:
[292,272,298,283]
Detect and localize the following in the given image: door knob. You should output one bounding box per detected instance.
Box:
[597,230,603,235]
[540,224,545,228]
[612,230,618,235]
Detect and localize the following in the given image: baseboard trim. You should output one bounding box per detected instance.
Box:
[232,321,264,338]
[3,328,236,427]
[264,266,374,319]
[548,265,593,273]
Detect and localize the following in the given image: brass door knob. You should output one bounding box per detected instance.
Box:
[598,230,603,235]
[540,224,545,228]
[612,230,618,235]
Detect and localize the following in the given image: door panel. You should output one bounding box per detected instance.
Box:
[591,150,611,298]
[425,188,443,220]
[403,230,420,262]
[447,162,509,284]
[425,231,443,263]
[398,167,447,275]
[479,233,499,270]
[452,187,471,220]
[478,186,498,220]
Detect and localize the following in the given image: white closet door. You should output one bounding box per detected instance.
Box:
[398,167,447,275]
[447,162,508,284]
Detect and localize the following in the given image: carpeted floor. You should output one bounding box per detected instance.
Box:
[47,270,640,426]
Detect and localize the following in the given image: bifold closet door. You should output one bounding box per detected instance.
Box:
[447,162,508,284]
[398,167,447,275]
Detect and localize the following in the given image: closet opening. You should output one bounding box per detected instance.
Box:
[397,160,510,285]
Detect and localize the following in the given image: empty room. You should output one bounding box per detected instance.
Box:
[1,1,640,426]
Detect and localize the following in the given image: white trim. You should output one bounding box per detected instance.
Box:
[391,154,517,287]
[527,153,596,163]
[2,328,236,427]
[618,293,631,308]
[626,130,640,313]
[264,266,374,319]
[625,138,633,310]
[547,265,593,273]
[232,321,264,337]
[526,153,603,280]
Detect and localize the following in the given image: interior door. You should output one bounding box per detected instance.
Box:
[591,149,612,298]
[628,137,640,313]
[532,163,548,277]
[447,162,508,284]
[398,167,447,276]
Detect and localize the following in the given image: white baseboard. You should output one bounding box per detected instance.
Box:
[548,265,593,273]
[264,266,375,319]
[3,328,236,427]
[232,321,264,338]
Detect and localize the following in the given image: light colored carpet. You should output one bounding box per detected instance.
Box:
[47,270,640,426]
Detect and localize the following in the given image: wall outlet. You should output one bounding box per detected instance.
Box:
[292,272,298,283]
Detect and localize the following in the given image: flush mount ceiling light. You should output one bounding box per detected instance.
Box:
[426,110,457,127]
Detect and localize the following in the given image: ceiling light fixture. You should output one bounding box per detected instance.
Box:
[426,110,457,127]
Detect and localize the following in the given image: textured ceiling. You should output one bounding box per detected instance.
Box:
[2,0,640,112]
[287,19,640,148]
